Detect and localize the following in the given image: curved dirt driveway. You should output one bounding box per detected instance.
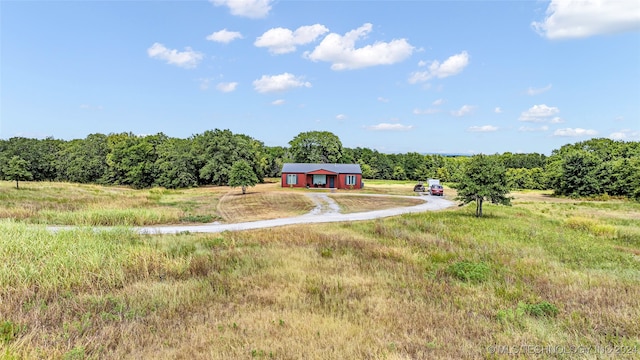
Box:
[134,193,455,235]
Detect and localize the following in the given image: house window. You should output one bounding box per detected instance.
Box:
[346,175,357,186]
[312,174,326,185]
[286,174,297,185]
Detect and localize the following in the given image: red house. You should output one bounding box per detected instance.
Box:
[281,163,363,189]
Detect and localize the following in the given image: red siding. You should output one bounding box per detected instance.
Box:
[281,172,306,187]
[281,172,361,189]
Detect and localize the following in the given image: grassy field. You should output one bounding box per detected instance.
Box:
[1,182,639,359]
[0,181,425,226]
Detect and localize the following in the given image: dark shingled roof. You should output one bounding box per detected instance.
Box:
[281,163,362,174]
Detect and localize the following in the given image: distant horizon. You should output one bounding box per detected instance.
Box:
[2,1,638,155]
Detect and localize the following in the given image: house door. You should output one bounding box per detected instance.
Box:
[329,176,335,188]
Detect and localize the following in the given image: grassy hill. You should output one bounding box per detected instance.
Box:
[1,181,639,359]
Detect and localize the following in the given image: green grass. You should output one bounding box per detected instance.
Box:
[0,184,639,359]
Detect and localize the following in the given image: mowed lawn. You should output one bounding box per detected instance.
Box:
[1,182,639,359]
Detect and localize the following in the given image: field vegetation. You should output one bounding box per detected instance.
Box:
[1,181,638,359]
[0,181,425,226]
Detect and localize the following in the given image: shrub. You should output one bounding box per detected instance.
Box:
[519,301,559,318]
[447,261,490,283]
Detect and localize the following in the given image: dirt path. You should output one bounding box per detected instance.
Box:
[132,194,455,235]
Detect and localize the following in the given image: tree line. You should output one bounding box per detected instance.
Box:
[0,130,638,199]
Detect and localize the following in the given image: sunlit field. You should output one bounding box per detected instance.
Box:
[0,181,428,226]
[1,181,639,359]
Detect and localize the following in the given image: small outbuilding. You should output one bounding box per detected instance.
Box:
[281,163,363,189]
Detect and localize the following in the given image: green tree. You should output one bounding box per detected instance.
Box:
[436,167,451,182]
[192,129,264,186]
[56,133,109,184]
[558,150,601,197]
[4,156,33,189]
[359,163,375,179]
[392,165,406,180]
[105,133,165,188]
[288,131,343,164]
[228,160,259,194]
[154,138,198,189]
[1,137,61,181]
[455,154,511,217]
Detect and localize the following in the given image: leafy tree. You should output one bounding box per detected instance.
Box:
[436,167,451,182]
[0,137,61,181]
[455,154,511,217]
[4,156,32,189]
[444,156,469,184]
[368,154,394,179]
[105,133,165,188]
[56,133,109,183]
[192,129,264,186]
[228,160,259,194]
[557,150,601,197]
[288,131,343,163]
[154,138,198,189]
[392,165,406,180]
[359,163,375,179]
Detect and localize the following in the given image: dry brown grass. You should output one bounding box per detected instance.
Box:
[330,194,425,213]
[0,181,230,225]
[217,190,316,222]
[2,183,639,359]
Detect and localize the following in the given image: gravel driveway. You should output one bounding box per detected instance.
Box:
[133,193,455,235]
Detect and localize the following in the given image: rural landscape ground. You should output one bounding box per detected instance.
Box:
[1,180,639,359]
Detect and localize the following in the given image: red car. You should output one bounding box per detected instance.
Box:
[429,184,444,196]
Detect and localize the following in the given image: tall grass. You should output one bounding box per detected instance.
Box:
[1,190,639,359]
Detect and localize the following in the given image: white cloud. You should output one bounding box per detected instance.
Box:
[206,29,243,43]
[304,23,414,70]
[147,43,203,69]
[609,129,640,141]
[518,125,549,132]
[527,84,552,95]
[519,104,560,122]
[377,97,389,103]
[451,105,474,117]
[532,0,640,39]
[418,60,427,67]
[553,128,598,137]
[210,0,272,18]
[413,108,440,115]
[550,117,564,124]
[253,73,311,93]
[409,51,470,83]
[366,123,414,131]
[336,114,347,120]
[432,99,444,106]
[494,107,502,113]
[255,24,328,54]
[271,99,285,105]
[468,125,498,132]
[216,82,238,92]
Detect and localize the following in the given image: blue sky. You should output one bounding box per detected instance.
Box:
[2,0,639,155]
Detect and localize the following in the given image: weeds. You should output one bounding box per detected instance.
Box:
[0,321,24,344]
[520,301,559,318]
[0,185,639,359]
[447,261,490,283]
